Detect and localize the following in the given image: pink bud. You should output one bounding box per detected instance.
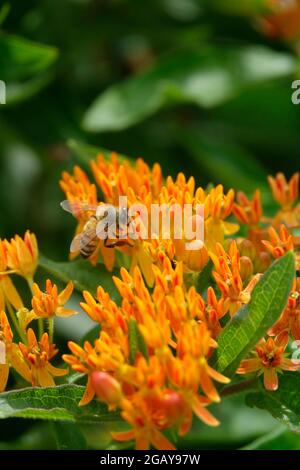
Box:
[91,372,122,405]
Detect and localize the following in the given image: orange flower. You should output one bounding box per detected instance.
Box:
[233,190,262,226]
[257,0,300,40]
[4,231,38,282]
[210,241,262,315]
[203,185,239,252]
[31,279,77,319]
[19,328,68,387]
[237,332,300,391]
[268,172,300,226]
[269,278,300,339]
[262,224,294,258]
[0,311,31,391]
[0,240,23,311]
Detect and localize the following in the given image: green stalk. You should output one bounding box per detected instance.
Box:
[6,301,26,343]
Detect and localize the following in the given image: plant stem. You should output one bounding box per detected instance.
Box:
[48,318,54,343]
[6,301,26,343]
[221,378,258,397]
[27,276,44,341]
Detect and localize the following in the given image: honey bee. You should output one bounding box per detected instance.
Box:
[61,200,134,259]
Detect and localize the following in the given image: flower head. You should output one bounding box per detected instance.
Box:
[4,231,38,282]
[237,332,300,391]
[19,328,68,387]
[31,279,77,319]
[0,241,23,311]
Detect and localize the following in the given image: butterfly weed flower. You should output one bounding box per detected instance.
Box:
[269,277,300,340]
[0,311,31,391]
[4,231,38,285]
[19,328,68,387]
[237,332,300,391]
[262,224,294,258]
[268,172,300,227]
[31,279,77,319]
[0,240,24,312]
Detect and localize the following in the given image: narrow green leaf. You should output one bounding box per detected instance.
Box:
[128,319,149,364]
[82,46,296,132]
[0,384,120,423]
[210,252,295,377]
[246,373,300,434]
[242,426,300,450]
[39,254,120,300]
[196,259,214,295]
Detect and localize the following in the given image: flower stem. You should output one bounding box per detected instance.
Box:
[48,318,54,343]
[26,276,44,341]
[6,301,26,343]
[221,378,259,397]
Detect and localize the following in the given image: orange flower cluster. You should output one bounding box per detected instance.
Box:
[1,147,300,451]
[0,232,71,390]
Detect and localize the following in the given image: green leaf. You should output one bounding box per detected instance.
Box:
[195,259,214,295]
[128,319,149,364]
[246,373,300,434]
[53,422,87,450]
[67,139,130,169]
[0,384,120,424]
[39,254,120,300]
[212,0,269,16]
[210,251,295,377]
[0,3,10,26]
[179,131,269,195]
[0,33,58,104]
[82,46,296,132]
[242,426,300,450]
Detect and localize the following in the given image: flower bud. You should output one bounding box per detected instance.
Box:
[161,389,185,425]
[254,251,272,273]
[185,241,209,272]
[91,371,122,406]
[238,239,256,261]
[239,256,253,281]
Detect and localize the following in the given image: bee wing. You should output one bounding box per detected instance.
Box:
[70,227,98,253]
[61,200,98,217]
[70,234,84,253]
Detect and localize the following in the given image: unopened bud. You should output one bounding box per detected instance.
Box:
[238,239,256,261]
[161,389,185,425]
[185,241,209,272]
[254,251,272,273]
[91,371,122,406]
[239,256,253,281]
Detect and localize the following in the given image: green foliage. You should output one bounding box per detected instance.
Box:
[211,252,295,377]
[39,255,120,300]
[246,373,300,434]
[83,46,295,132]
[0,385,120,424]
[52,422,87,450]
[0,33,57,104]
[128,318,149,364]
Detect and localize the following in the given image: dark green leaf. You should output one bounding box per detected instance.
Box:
[196,259,214,295]
[210,251,295,377]
[82,46,296,132]
[39,254,120,300]
[0,384,120,423]
[53,422,87,450]
[0,33,58,82]
[179,131,269,195]
[246,373,300,434]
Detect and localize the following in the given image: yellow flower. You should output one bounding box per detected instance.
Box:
[0,311,31,391]
[4,231,38,282]
[0,240,23,311]
[19,328,68,387]
[31,279,77,319]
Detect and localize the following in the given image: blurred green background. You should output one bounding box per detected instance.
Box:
[1,0,300,449]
